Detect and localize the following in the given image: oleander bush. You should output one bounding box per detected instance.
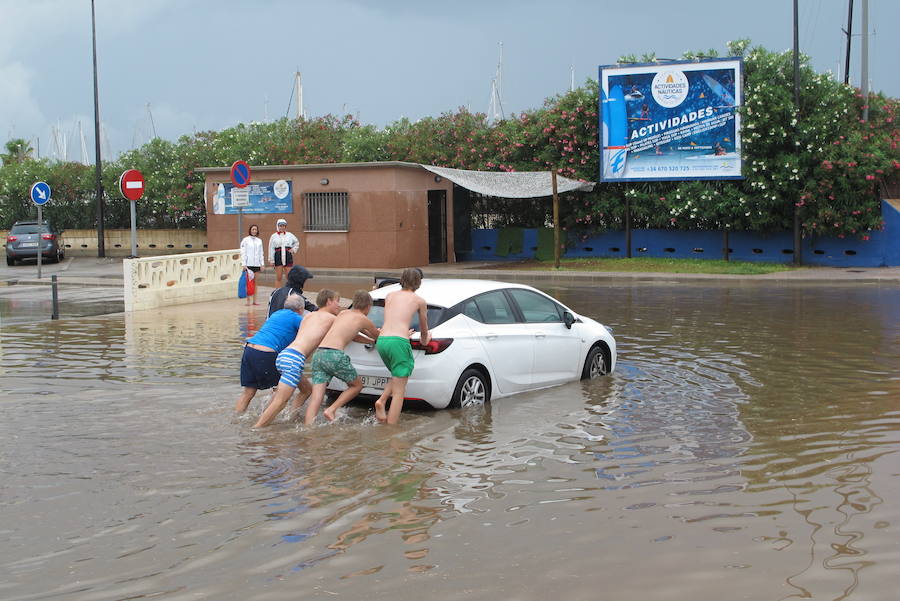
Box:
[1,40,897,237]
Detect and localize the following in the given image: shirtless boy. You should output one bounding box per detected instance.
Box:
[253,289,342,428]
[373,268,430,425]
[305,290,380,424]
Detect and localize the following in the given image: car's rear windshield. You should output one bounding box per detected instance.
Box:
[364,300,447,331]
[10,224,50,234]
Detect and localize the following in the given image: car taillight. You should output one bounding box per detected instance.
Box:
[410,338,453,355]
[6,235,16,242]
[41,234,55,240]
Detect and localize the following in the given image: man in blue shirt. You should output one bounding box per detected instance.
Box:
[234,295,310,415]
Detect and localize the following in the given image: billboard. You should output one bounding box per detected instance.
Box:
[210,180,293,214]
[599,58,743,182]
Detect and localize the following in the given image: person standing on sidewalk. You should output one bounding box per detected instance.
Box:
[268,218,299,289]
[240,224,265,306]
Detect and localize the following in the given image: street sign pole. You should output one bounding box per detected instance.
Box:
[238,207,243,247]
[130,199,138,257]
[230,161,252,248]
[30,181,51,280]
[36,205,43,279]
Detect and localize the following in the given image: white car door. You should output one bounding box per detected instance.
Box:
[461,291,533,394]
[506,288,581,387]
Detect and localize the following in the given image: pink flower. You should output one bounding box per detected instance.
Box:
[866,175,875,180]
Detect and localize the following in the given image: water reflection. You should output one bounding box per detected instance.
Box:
[0,283,898,600]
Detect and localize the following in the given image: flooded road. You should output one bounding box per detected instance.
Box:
[2,281,899,601]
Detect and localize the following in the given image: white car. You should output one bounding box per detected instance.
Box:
[327,279,616,409]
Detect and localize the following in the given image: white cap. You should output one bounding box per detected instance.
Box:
[276,218,287,225]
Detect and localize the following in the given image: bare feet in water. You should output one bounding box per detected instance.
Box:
[323,407,336,422]
[374,401,387,423]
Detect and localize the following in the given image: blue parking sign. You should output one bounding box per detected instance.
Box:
[30,181,52,205]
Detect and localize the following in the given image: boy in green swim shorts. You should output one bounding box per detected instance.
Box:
[374,267,430,424]
[304,290,380,424]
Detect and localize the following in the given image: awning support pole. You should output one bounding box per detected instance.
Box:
[552,170,560,269]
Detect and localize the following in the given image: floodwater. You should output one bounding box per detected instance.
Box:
[2,280,899,601]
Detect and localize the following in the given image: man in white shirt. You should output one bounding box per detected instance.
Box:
[268,218,300,288]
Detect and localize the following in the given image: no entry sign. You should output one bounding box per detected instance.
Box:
[230,160,251,188]
[119,169,145,201]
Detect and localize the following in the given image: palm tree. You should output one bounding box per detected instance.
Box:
[1,138,34,165]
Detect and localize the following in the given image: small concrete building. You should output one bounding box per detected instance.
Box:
[199,161,594,269]
[199,161,456,269]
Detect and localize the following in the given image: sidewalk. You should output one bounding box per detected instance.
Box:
[3,256,900,288]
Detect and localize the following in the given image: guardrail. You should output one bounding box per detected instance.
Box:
[124,249,241,312]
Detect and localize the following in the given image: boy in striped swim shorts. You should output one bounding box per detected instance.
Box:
[253,289,342,428]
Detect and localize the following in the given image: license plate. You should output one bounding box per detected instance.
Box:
[361,375,388,389]
[20,242,38,248]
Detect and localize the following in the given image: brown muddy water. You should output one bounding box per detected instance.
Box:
[2,280,899,601]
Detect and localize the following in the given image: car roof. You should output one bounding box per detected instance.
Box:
[369,278,540,308]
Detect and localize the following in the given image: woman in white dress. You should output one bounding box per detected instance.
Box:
[267,218,300,288]
[240,224,265,305]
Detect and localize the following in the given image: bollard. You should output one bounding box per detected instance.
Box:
[51,275,59,320]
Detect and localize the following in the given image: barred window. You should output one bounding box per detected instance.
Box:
[304,192,349,232]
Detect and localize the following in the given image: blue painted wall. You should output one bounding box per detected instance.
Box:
[463,200,900,267]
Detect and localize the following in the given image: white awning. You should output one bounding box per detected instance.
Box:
[421,165,595,198]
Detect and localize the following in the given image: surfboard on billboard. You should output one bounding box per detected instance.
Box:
[598,58,743,182]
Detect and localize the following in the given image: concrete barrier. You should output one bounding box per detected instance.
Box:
[1,229,208,257]
[124,249,241,312]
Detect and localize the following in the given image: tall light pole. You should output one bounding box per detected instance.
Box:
[861,0,869,122]
[792,0,802,266]
[91,0,106,257]
[843,0,853,85]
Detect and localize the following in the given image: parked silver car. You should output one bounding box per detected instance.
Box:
[5,220,65,266]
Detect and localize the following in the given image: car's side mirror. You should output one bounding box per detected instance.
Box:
[563,311,575,329]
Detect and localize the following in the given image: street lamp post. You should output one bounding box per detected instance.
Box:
[91,0,106,257]
[792,0,802,266]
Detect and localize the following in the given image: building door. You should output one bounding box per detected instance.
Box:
[427,189,447,263]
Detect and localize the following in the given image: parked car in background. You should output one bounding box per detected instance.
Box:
[328,279,617,409]
[5,220,65,266]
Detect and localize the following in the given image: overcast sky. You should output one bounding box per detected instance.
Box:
[2,0,897,161]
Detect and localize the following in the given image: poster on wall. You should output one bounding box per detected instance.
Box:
[599,58,743,182]
[210,180,293,214]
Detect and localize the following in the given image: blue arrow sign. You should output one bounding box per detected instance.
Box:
[30,181,52,206]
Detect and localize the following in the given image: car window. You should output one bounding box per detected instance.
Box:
[461,300,484,321]
[366,300,446,331]
[507,289,563,323]
[11,224,50,234]
[472,291,516,324]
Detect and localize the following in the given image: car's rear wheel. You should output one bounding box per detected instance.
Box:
[450,368,490,408]
[6,256,15,266]
[581,345,609,380]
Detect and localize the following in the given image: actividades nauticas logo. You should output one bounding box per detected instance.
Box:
[651,70,689,108]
